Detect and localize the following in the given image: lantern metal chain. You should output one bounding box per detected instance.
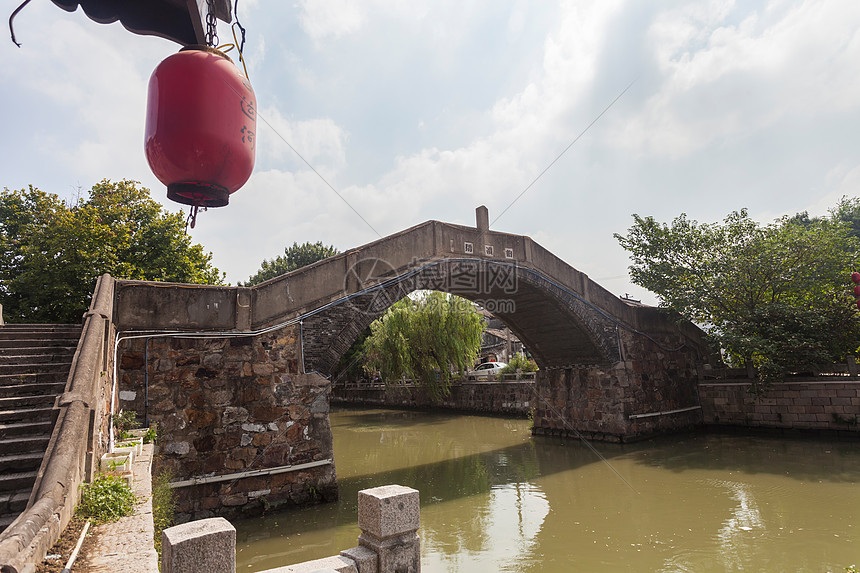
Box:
[8,0,33,47]
[205,0,219,47]
[186,204,207,230]
[233,0,246,54]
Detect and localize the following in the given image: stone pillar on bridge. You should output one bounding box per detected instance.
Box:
[476,205,489,235]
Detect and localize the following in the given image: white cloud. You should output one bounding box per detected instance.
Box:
[298,0,365,42]
[611,0,860,158]
[257,107,349,172]
[1,8,174,190]
[798,163,860,219]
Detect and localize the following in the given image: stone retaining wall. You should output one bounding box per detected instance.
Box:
[331,381,534,416]
[117,327,337,520]
[699,380,860,434]
[532,326,704,443]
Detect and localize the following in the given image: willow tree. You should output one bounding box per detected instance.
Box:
[362,292,485,399]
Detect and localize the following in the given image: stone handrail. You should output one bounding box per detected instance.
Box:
[161,484,420,573]
[0,274,115,573]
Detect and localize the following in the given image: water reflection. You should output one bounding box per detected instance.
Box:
[234,408,860,572]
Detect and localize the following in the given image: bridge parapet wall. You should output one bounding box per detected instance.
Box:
[112,219,661,334]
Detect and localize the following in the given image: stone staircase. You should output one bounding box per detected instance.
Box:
[0,324,81,532]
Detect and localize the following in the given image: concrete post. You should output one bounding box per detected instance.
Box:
[356,485,421,573]
[162,517,236,573]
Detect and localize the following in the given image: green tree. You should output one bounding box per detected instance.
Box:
[0,180,223,323]
[242,241,339,286]
[361,291,485,399]
[615,208,860,386]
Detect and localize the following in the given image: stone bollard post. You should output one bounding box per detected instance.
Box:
[354,484,420,573]
[162,517,236,573]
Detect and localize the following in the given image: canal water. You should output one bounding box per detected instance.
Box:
[234,407,860,572]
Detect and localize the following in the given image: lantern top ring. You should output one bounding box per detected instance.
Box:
[179,44,234,64]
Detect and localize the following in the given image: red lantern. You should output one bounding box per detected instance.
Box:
[145,46,256,209]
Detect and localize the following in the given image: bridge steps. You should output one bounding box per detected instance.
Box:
[0,339,79,349]
[0,470,38,491]
[0,452,44,473]
[0,406,55,424]
[0,324,81,533]
[0,346,77,358]
[0,362,73,376]
[0,372,69,385]
[0,420,53,439]
[0,382,66,399]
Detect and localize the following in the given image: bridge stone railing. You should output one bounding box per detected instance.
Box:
[161,484,420,573]
[0,274,115,573]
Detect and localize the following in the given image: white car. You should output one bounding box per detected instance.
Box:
[469,361,507,378]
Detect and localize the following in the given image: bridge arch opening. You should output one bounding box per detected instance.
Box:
[298,257,621,380]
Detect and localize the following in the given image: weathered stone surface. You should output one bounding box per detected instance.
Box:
[356,485,421,573]
[165,441,190,456]
[264,555,358,573]
[340,546,378,573]
[529,326,704,442]
[162,517,235,573]
[118,326,337,520]
[700,381,860,432]
[358,485,420,539]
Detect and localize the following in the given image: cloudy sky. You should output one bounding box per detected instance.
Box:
[3,0,859,303]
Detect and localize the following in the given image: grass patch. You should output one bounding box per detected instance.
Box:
[152,469,177,559]
[78,475,135,523]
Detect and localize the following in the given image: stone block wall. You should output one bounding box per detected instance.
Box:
[699,381,860,434]
[332,381,534,416]
[532,327,703,442]
[117,327,337,519]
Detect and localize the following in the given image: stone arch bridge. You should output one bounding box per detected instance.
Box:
[114,207,710,519]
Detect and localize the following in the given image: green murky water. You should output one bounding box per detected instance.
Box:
[234,408,860,572]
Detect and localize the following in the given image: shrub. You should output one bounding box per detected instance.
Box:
[143,425,158,444]
[78,475,135,523]
[112,410,138,440]
[500,354,538,374]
